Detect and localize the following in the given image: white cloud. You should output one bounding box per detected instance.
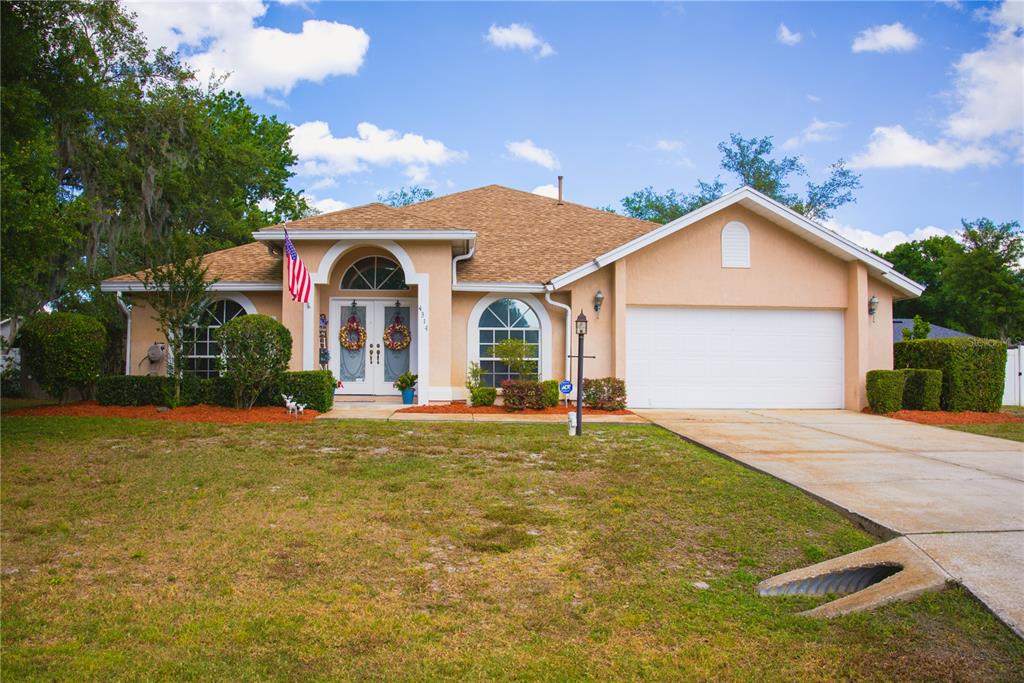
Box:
[850,125,1002,170]
[505,139,559,170]
[782,118,845,150]
[655,139,684,152]
[532,184,559,199]
[310,196,349,213]
[290,121,465,181]
[486,23,554,58]
[851,22,921,53]
[825,219,953,253]
[307,177,338,191]
[806,94,822,103]
[128,1,369,97]
[777,23,803,46]
[944,2,1023,144]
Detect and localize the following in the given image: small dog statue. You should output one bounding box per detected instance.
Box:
[282,394,297,415]
[295,403,306,416]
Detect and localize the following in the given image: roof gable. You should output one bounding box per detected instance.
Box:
[547,186,925,298]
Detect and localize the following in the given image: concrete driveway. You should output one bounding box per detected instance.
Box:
[637,409,1024,637]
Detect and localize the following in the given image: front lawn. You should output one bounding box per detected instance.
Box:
[943,407,1024,443]
[2,417,1022,680]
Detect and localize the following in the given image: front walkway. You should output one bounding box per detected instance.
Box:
[636,409,1024,637]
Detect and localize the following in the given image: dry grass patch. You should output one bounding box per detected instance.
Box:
[2,416,1022,681]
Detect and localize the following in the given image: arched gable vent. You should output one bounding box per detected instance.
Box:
[721,221,750,268]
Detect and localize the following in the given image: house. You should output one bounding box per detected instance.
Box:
[100,184,923,410]
[892,318,974,342]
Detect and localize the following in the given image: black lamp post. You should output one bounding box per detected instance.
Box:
[574,310,588,436]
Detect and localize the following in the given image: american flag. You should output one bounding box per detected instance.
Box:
[284,230,311,304]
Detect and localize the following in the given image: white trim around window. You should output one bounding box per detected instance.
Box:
[466,293,553,384]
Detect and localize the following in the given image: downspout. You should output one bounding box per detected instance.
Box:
[115,292,132,375]
[544,284,573,395]
[451,240,476,286]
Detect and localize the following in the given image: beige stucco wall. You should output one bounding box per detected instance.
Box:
[126,291,281,376]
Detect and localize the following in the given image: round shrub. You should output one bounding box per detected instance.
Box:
[215,314,292,409]
[470,386,497,407]
[18,312,107,402]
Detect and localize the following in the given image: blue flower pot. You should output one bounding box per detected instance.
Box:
[401,388,415,404]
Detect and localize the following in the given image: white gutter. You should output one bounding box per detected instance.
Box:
[101,281,281,293]
[115,292,132,375]
[452,282,547,293]
[451,242,476,286]
[544,285,573,391]
[254,229,476,242]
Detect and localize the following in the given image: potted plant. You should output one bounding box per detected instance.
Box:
[394,371,418,404]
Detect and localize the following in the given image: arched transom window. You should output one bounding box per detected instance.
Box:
[477,298,540,387]
[341,256,408,290]
[185,299,246,378]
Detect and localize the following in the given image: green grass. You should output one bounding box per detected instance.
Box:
[2,416,1022,681]
[942,406,1024,442]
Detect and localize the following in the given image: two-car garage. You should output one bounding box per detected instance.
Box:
[625,307,845,409]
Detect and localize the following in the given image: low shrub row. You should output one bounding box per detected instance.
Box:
[500,379,548,411]
[894,338,1006,412]
[97,370,335,412]
[496,377,626,412]
[581,377,627,411]
[866,368,943,414]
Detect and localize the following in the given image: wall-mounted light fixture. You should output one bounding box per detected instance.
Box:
[868,294,879,320]
[593,290,605,317]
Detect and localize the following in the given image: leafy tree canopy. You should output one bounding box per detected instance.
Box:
[884,219,1024,342]
[1,0,310,323]
[618,133,861,224]
[378,186,435,207]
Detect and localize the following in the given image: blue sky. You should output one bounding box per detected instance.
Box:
[130,1,1023,252]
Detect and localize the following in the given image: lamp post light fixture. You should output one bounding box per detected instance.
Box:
[593,290,605,317]
[574,310,588,436]
[868,295,879,320]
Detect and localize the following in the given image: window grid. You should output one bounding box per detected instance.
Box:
[341,256,409,290]
[476,299,541,388]
[184,300,246,379]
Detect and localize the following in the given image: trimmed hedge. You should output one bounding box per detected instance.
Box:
[500,380,546,411]
[901,369,942,411]
[97,370,335,412]
[894,338,1006,412]
[278,370,335,413]
[470,386,497,407]
[19,312,107,402]
[582,377,627,411]
[866,370,905,414]
[540,379,560,408]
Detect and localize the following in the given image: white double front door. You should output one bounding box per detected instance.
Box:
[329,298,416,396]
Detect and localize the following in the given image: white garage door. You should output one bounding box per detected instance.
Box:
[626,307,844,409]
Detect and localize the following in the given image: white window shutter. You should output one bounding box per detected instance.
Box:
[721,221,750,268]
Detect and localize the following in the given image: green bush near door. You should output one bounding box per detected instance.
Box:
[540,379,560,408]
[894,338,1006,412]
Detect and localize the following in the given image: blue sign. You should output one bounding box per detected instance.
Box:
[559,380,573,395]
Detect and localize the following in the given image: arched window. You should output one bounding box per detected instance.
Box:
[341,256,408,290]
[184,299,246,378]
[721,221,750,268]
[477,298,540,387]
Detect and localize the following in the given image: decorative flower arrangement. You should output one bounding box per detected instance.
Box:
[383,319,411,352]
[339,315,367,351]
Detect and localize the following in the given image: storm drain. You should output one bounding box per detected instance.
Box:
[758,563,903,597]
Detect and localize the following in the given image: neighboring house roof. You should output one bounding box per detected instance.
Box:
[103,242,281,290]
[893,319,974,342]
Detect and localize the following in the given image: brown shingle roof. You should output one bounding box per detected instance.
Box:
[405,185,659,283]
[105,185,660,286]
[256,202,463,231]
[105,241,280,283]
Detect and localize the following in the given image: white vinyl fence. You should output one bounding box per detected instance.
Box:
[1005,346,1023,407]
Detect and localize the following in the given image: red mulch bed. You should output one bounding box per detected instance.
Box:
[863,408,1023,425]
[398,403,634,416]
[6,401,318,424]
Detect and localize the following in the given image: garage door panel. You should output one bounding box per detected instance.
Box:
[626,307,844,409]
